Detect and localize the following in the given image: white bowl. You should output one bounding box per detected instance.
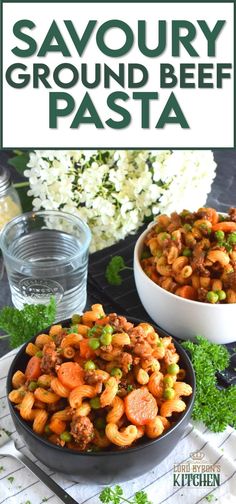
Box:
[134,225,236,344]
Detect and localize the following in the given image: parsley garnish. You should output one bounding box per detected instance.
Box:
[7,476,14,484]
[105,256,132,286]
[0,297,56,348]
[127,385,134,392]
[0,466,4,473]
[205,495,217,502]
[182,335,236,432]
[99,486,152,504]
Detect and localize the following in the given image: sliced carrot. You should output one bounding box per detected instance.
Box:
[79,338,96,360]
[124,387,158,426]
[176,285,197,300]
[212,221,236,233]
[49,418,66,435]
[25,356,42,380]
[58,362,84,390]
[150,270,160,283]
[95,316,110,326]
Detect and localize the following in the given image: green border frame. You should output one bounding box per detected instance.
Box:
[0,0,235,150]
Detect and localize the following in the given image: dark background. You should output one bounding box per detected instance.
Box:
[0,149,236,358]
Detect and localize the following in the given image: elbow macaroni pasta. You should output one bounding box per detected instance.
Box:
[105,423,138,447]
[9,305,192,452]
[141,207,236,303]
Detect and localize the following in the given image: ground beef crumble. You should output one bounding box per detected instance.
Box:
[40,342,62,374]
[70,416,94,450]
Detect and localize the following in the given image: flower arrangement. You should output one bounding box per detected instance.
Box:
[24,150,216,252]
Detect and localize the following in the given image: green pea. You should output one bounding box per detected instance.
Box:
[44,425,52,435]
[154,225,164,234]
[95,417,106,430]
[217,290,227,301]
[68,325,78,334]
[163,376,174,388]
[111,367,123,379]
[228,232,236,245]
[88,338,100,350]
[100,333,112,346]
[102,325,113,334]
[183,223,192,232]
[141,250,151,260]
[161,232,169,240]
[90,397,101,409]
[28,381,38,392]
[206,291,219,304]
[167,363,180,375]
[71,314,82,324]
[163,388,175,400]
[215,230,225,242]
[182,248,192,257]
[35,351,43,358]
[84,360,96,371]
[60,431,72,442]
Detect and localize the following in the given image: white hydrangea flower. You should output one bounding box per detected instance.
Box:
[24,150,217,252]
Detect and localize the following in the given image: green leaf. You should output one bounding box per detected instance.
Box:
[105,255,133,286]
[182,336,236,432]
[0,297,56,348]
[8,152,30,175]
[16,185,33,213]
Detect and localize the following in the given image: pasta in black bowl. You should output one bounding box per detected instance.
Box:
[7,305,195,484]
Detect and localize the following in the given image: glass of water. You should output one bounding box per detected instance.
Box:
[0,211,91,320]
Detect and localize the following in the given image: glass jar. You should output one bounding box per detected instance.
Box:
[0,165,22,230]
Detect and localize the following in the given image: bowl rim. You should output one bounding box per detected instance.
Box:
[7,317,196,458]
[134,224,236,309]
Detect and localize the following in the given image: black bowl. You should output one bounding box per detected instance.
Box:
[7,317,196,484]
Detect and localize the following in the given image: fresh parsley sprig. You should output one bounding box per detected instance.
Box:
[105,256,132,286]
[182,335,236,432]
[0,297,56,348]
[99,486,152,504]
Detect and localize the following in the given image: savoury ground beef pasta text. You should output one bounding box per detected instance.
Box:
[9,305,192,451]
[141,207,236,303]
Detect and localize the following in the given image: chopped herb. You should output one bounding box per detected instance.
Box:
[182,336,236,432]
[205,495,216,502]
[0,466,4,473]
[99,486,152,504]
[2,428,12,436]
[0,297,56,348]
[105,256,132,286]
[7,476,14,484]
[127,385,134,392]
[141,250,151,260]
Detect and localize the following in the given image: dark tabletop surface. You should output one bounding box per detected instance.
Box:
[1,149,236,360]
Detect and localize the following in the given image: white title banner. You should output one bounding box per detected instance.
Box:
[2,1,234,148]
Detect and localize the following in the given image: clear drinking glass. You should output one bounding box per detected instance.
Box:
[0,211,91,320]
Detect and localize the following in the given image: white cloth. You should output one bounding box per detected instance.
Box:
[0,348,236,504]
